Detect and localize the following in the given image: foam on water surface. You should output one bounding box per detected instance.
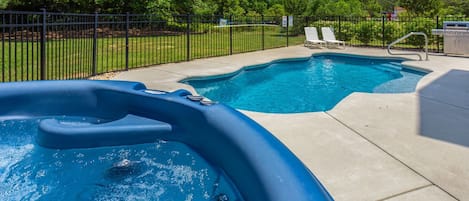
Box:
[0,117,241,201]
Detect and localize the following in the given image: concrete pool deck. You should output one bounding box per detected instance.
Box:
[113,46,469,201]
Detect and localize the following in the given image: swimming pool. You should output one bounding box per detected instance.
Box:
[183,53,427,113]
[0,81,332,201]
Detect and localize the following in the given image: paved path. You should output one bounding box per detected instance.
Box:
[114,46,469,201]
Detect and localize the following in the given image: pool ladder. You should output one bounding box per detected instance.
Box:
[387,32,429,61]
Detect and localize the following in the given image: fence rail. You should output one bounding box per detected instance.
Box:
[1,10,468,82]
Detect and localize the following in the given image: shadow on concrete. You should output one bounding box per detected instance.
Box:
[418,69,469,147]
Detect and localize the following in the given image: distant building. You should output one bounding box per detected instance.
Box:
[392,6,406,20]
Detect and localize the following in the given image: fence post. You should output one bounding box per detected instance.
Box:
[92,12,98,76]
[286,16,289,47]
[2,12,5,82]
[382,15,385,48]
[436,15,440,52]
[186,14,190,61]
[229,15,233,55]
[338,16,341,40]
[125,12,129,71]
[40,8,47,80]
[261,15,265,50]
[7,12,12,82]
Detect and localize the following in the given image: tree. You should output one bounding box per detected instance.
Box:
[398,0,442,16]
[377,0,397,12]
[210,0,245,16]
[265,4,286,16]
[239,0,268,14]
[253,1,268,14]
[95,0,149,13]
[172,0,208,14]
[303,0,324,16]
[146,0,172,18]
[7,0,95,12]
[193,0,218,15]
[362,0,382,16]
[315,1,333,16]
[0,0,10,9]
[334,0,353,16]
[440,0,469,16]
[2,0,460,17]
[283,0,308,15]
[315,0,367,17]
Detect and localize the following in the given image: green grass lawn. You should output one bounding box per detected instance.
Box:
[1,28,305,82]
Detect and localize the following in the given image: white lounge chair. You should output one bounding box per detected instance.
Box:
[321,27,345,49]
[304,27,325,48]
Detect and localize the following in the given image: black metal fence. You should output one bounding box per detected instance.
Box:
[1,10,298,82]
[304,15,467,52]
[1,10,468,82]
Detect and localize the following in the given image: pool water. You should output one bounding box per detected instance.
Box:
[0,117,241,201]
[184,54,427,113]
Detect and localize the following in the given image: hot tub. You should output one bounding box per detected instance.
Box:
[0,80,332,201]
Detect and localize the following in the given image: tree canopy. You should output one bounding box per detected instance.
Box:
[1,0,467,17]
[398,0,442,16]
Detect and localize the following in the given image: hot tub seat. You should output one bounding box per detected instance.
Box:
[37,114,172,149]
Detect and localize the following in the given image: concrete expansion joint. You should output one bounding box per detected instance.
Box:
[324,111,459,201]
[377,184,433,201]
[152,68,189,77]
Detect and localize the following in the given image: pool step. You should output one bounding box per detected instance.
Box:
[373,76,418,93]
[37,114,172,149]
[374,63,402,73]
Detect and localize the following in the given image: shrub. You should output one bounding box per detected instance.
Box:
[403,17,435,48]
[166,21,186,32]
[356,21,379,45]
[377,22,403,45]
[337,21,355,42]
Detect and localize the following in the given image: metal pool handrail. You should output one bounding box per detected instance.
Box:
[387,32,429,61]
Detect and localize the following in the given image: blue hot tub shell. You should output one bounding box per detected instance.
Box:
[0,80,333,201]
